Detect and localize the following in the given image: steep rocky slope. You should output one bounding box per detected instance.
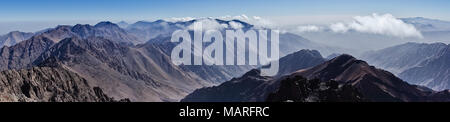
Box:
[35,37,211,101]
[0,21,140,71]
[399,44,450,90]
[0,67,125,102]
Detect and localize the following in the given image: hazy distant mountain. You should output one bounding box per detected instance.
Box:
[181,50,327,102]
[0,31,34,47]
[73,21,143,44]
[361,42,447,74]
[399,44,450,90]
[401,17,450,43]
[183,54,450,102]
[401,17,450,32]
[125,20,185,42]
[362,42,450,91]
[278,33,347,56]
[125,19,253,43]
[0,67,125,102]
[326,53,341,60]
[116,21,129,28]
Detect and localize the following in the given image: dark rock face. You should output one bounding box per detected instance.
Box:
[0,67,125,102]
[276,49,325,77]
[266,76,363,102]
[426,90,450,101]
[181,69,276,102]
[296,54,450,102]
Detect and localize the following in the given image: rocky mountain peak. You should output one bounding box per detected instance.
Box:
[95,21,120,28]
[242,69,261,77]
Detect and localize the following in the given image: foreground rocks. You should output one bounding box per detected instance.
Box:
[0,67,129,102]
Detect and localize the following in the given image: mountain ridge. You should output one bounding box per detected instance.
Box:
[362,42,450,90]
[34,37,211,101]
[181,49,328,102]
[183,54,450,102]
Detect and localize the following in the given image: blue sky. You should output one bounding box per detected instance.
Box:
[1,0,450,34]
[1,0,449,21]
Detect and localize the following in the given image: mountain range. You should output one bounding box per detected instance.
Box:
[183,54,450,102]
[0,22,211,101]
[0,17,448,102]
[181,49,327,102]
[122,19,346,56]
[0,21,142,71]
[122,18,346,83]
[362,42,450,91]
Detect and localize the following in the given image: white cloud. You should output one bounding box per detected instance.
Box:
[166,17,196,22]
[253,16,262,20]
[296,25,321,32]
[229,21,244,29]
[329,23,349,33]
[251,17,275,28]
[219,14,250,21]
[166,14,276,29]
[186,18,228,30]
[217,14,274,28]
[329,13,423,38]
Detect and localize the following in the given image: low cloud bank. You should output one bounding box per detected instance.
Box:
[294,13,423,38]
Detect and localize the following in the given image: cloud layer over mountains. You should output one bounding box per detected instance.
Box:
[295,13,423,38]
[166,14,275,28]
